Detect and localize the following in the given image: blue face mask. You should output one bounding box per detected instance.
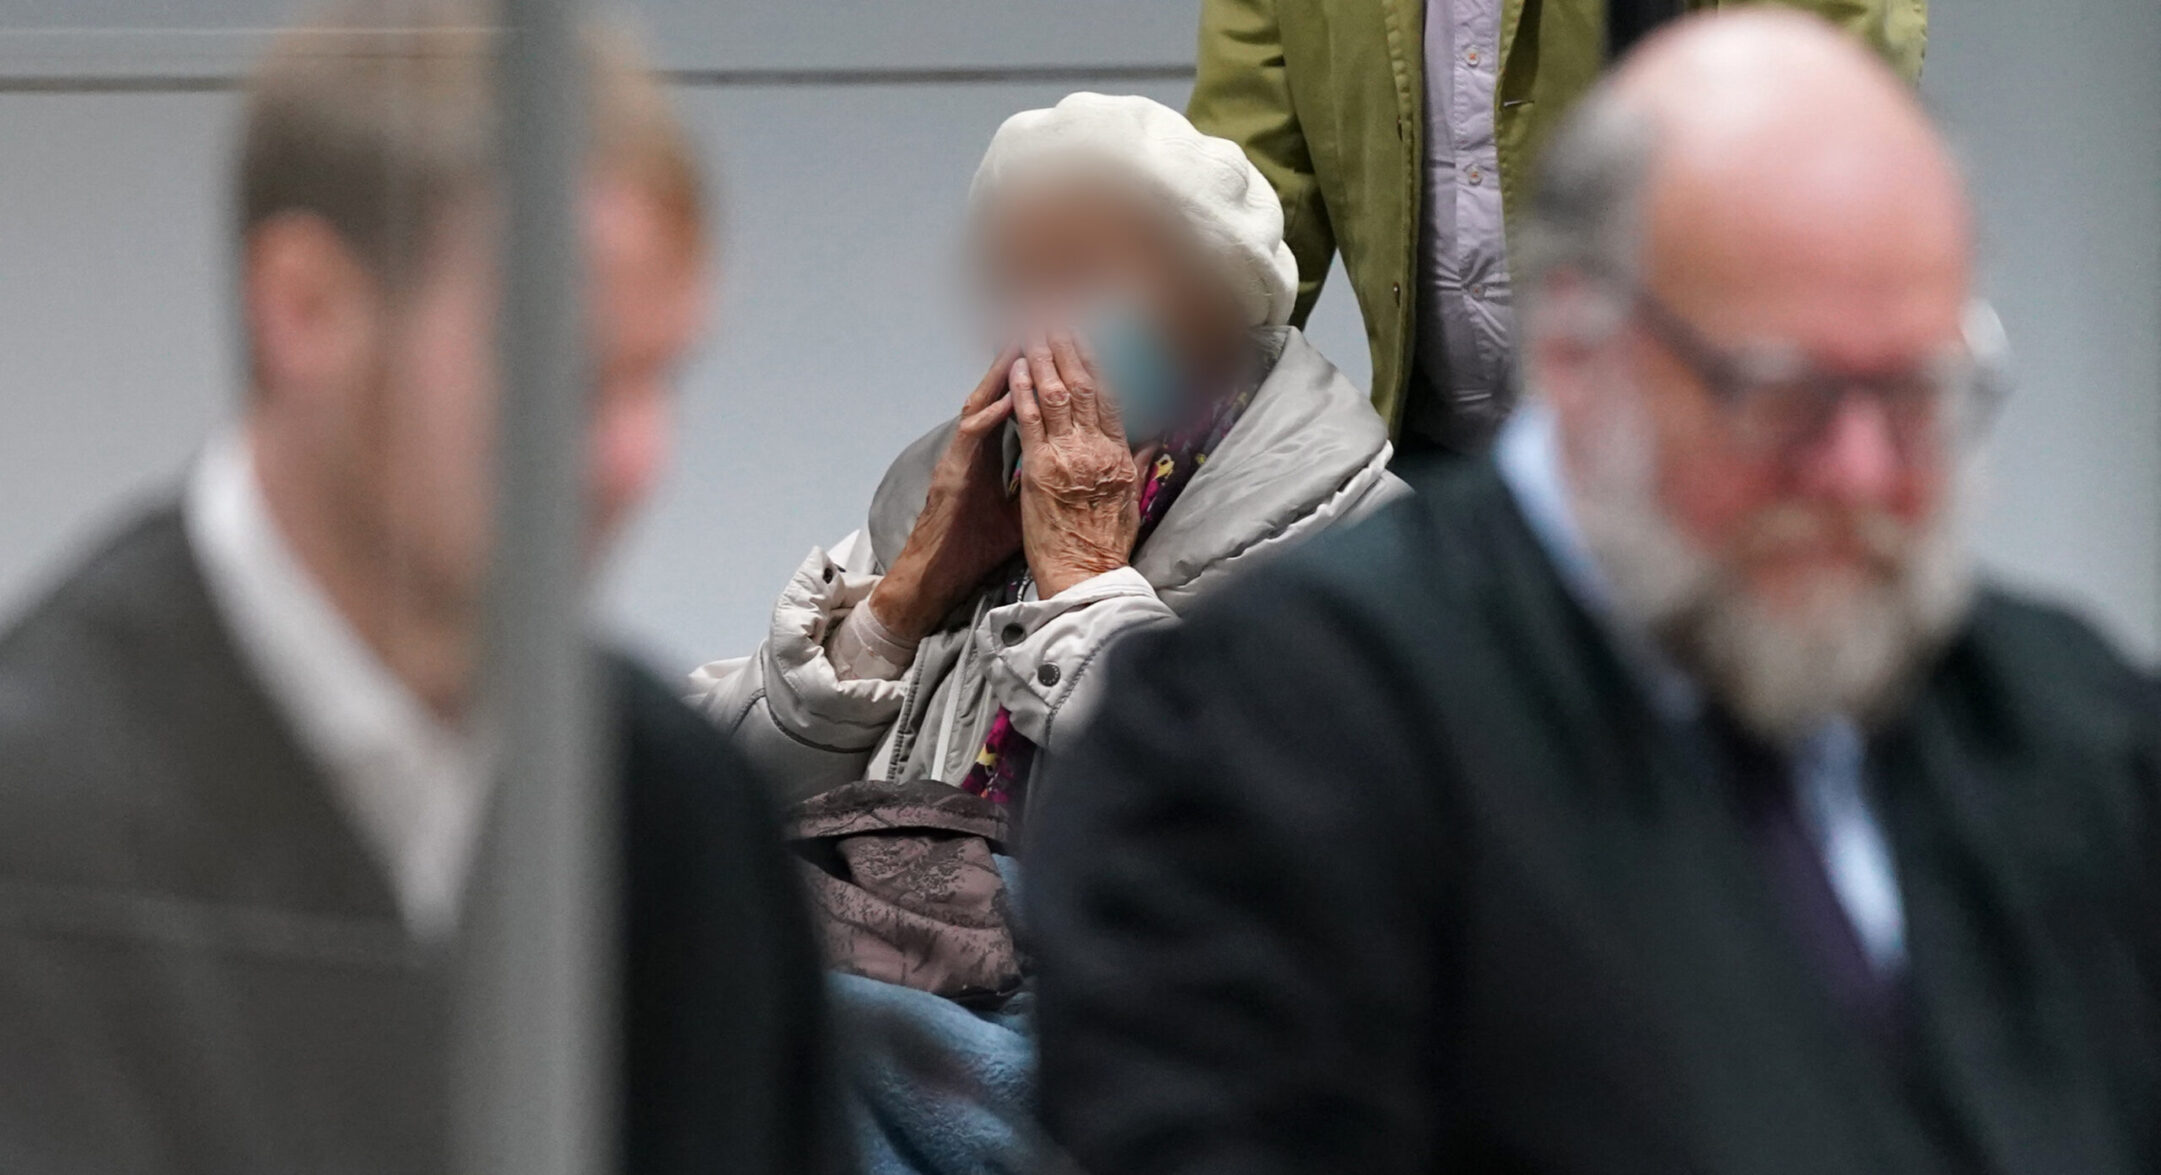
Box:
[1083,304,1186,447]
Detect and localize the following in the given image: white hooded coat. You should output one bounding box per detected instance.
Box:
[690,327,1407,808]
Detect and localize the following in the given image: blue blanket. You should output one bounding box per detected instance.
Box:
[831,972,1040,1175]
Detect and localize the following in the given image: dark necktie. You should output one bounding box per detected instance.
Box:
[1706,711,1908,1047]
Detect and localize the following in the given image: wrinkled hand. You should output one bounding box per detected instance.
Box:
[867,350,1021,641]
[1012,331,1143,598]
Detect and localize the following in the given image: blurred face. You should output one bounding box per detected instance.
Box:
[979,175,1248,388]
[385,177,703,588]
[1538,129,1979,739]
[376,176,706,619]
[1626,195,1968,606]
[247,173,706,708]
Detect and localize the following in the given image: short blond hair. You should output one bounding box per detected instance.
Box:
[237,0,705,290]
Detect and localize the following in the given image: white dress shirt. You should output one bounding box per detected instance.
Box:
[184,430,486,940]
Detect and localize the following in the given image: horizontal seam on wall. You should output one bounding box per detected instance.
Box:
[0,62,1196,95]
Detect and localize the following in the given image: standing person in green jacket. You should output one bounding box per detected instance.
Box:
[1188,0,1927,457]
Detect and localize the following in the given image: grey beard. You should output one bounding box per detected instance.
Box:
[1562,391,1977,746]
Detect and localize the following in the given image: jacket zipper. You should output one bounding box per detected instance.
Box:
[880,653,930,784]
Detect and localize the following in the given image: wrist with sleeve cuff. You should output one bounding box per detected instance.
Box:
[828,597,921,682]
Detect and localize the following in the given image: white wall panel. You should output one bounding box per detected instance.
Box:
[1923,0,2161,657]
[0,94,237,611]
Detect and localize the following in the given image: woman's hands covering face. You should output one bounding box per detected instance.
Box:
[1011,330,1146,598]
[866,327,1154,644]
[866,349,1022,642]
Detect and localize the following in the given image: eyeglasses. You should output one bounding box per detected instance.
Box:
[1623,284,2012,456]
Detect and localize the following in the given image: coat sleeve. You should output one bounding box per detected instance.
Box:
[616,659,853,1175]
[1027,563,1452,1175]
[686,530,905,804]
[1189,0,1336,326]
[985,465,1409,757]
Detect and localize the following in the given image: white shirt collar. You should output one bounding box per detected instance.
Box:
[1494,402,1704,722]
[184,428,486,940]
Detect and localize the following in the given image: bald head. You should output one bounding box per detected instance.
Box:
[1520,9,1987,743]
[1617,11,1969,367]
[1611,6,1945,161]
[1522,9,1969,342]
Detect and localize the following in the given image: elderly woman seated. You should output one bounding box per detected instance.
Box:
[691,92,1404,1169]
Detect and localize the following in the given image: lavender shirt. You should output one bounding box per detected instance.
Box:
[1412,0,1516,446]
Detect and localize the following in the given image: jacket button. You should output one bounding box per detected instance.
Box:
[1392,281,1402,303]
[1001,623,1026,647]
[1037,663,1061,687]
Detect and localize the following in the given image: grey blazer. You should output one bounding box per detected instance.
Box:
[0,504,844,1174]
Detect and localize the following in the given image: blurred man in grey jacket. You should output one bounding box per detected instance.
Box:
[0,4,841,1171]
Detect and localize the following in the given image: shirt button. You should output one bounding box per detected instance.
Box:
[1465,48,1481,65]
[1037,663,1061,687]
[1472,283,1487,299]
[1000,623,1026,647]
[1466,166,1484,186]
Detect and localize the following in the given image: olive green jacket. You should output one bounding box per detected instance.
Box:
[1188,0,1928,434]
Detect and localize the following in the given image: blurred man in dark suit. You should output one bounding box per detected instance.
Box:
[1032,11,2161,1174]
[0,4,840,1171]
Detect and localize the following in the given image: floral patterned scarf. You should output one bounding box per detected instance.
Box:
[959,383,1255,808]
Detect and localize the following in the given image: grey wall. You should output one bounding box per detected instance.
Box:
[1920,0,2161,662]
[1,0,2154,674]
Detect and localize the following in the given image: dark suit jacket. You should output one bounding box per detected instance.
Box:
[1030,459,2161,1175]
[0,505,845,1174]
